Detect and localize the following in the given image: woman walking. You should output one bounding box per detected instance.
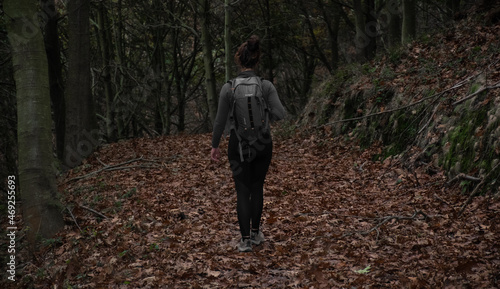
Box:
[211,35,286,252]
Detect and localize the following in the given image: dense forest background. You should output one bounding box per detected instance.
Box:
[2,0,497,171]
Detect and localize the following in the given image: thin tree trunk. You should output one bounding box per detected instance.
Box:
[388,0,401,49]
[402,0,416,45]
[172,31,185,132]
[5,0,64,244]
[64,0,98,169]
[299,0,332,72]
[353,0,367,62]
[42,0,65,161]
[224,0,232,82]
[199,0,218,125]
[364,0,376,60]
[263,0,275,81]
[446,0,460,19]
[112,0,125,137]
[317,0,340,70]
[97,1,116,141]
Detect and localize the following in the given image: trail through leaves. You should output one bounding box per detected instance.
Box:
[12,133,499,288]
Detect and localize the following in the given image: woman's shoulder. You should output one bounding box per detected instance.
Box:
[260,79,276,91]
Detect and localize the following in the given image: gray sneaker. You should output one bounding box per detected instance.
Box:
[237,238,252,252]
[250,231,265,246]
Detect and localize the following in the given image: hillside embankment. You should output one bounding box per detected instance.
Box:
[297,18,500,195]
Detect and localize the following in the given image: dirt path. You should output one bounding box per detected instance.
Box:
[11,133,499,288]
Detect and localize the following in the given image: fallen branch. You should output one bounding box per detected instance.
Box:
[66,157,160,182]
[80,204,109,219]
[320,86,451,127]
[458,162,500,217]
[318,71,485,128]
[452,81,500,106]
[446,173,482,186]
[66,207,83,233]
[417,101,440,134]
[319,94,437,127]
[342,210,428,238]
[433,193,452,207]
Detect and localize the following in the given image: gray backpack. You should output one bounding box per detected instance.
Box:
[228,76,270,161]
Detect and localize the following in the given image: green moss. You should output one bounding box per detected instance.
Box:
[441,104,488,173]
[381,110,420,158]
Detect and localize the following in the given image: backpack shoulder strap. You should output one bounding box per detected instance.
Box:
[228,78,238,131]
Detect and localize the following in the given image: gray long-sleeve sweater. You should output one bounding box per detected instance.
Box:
[211,71,286,148]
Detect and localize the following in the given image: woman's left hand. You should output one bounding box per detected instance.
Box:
[211,147,221,162]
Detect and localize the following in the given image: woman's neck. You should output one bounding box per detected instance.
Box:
[241,68,253,72]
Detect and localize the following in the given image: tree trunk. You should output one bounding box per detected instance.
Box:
[364,0,377,60]
[41,0,65,161]
[97,1,116,141]
[111,0,126,137]
[198,0,218,125]
[172,30,186,132]
[299,0,333,72]
[317,0,340,70]
[353,0,367,61]
[224,0,232,82]
[64,0,98,169]
[402,0,416,45]
[263,0,275,80]
[387,0,401,49]
[446,0,461,19]
[5,0,64,244]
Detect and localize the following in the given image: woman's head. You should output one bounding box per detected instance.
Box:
[235,35,260,69]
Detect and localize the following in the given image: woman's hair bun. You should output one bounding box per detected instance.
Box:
[246,35,260,52]
[235,35,261,68]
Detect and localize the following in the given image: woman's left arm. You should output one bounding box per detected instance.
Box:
[264,80,286,122]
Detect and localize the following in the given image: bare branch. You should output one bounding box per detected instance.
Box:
[342,210,429,238]
[458,162,500,217]
[66,207,83,233]
[452,81,500,106]
[318,71,485,128]
[80,204,109,220]
[65,157,161,182]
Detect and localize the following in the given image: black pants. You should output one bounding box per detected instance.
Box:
[228,131,273,238]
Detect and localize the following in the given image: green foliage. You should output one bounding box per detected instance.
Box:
[441,104,488,175]
[355,265,371,274]
[149,243,160,251]
[41,237,63,247]
[122,187,137,199]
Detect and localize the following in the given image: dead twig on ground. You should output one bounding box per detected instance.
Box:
[446,173,482,186]
[458,162,500,217]
[342,210,429,239]
[452,81,500,106]
[66,157,160,182]
[80,204,109,219]
[66,207,83,233]
[433,193,452,207]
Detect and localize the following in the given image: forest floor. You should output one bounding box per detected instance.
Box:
[9,133,499,288]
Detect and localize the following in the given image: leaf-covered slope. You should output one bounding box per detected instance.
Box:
[7,133,499,288]
[299,21,500,191]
